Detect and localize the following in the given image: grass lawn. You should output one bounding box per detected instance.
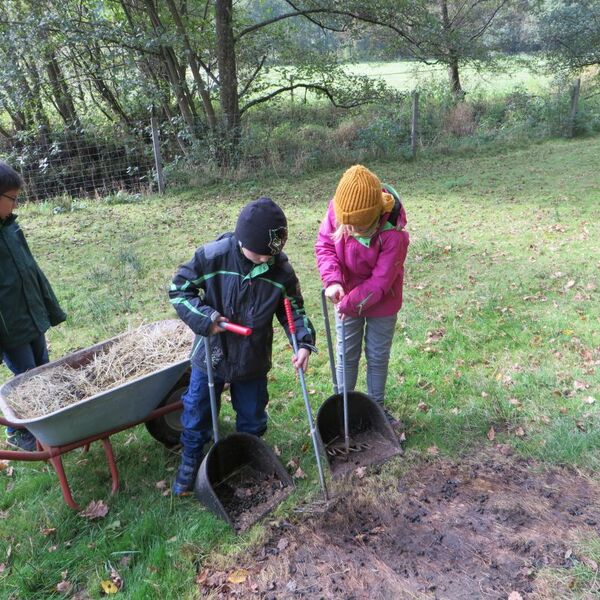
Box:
[1,135,599,598]
[347,56,552,94]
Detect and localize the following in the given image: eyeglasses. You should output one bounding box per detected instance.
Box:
[0,193,18,203]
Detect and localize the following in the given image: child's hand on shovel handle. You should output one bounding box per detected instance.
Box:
[283,298,310,372]
[292,347,310,372]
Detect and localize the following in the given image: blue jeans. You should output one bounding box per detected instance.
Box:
[180,365,269,459]
[2,334,49,434]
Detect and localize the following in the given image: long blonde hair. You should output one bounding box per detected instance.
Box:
[331,217,380,243]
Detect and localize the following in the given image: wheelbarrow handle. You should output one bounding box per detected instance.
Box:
[283,298,328,500]
[218,322,252,336]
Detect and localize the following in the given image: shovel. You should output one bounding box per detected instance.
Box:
[194,324,294,532]
[283,298,328,500]
[316,289,402,478]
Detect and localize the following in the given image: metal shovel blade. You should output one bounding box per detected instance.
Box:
[194,432,294,532]
[316,391,402,479]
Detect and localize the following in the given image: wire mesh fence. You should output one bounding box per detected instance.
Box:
[0,129,156,202]
[0,78,592,202]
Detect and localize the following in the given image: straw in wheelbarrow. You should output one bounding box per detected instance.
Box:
[316,290,402,478]
[284,297,328,500]
[194,325,294,532]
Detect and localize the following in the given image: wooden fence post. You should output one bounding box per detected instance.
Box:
[150,110,165,194]
[568,78,581,138]
[411,90,419,159]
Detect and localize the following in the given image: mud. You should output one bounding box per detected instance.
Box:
[215,466,290,532]
[325,430,402,479]
[199,448,600,598]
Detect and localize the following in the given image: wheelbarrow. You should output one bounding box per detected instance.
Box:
[194,330,294,533]
[316,290,402,478]
[0,319,191,509]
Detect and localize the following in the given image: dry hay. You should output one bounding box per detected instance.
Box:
[5,322,194,419]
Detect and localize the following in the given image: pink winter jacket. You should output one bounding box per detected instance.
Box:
[315,201,409,318]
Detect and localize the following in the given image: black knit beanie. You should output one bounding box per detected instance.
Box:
[235,197,288,256]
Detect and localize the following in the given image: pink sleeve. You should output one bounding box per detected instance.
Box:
[315,202,343,287]
[339,230,409,316]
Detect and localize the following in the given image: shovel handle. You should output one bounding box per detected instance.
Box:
[219,321,252,336]
[284,298,296,335]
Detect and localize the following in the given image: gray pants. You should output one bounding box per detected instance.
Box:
[335,313,398,405]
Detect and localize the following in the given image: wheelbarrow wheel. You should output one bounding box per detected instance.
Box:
[145,371,189,447]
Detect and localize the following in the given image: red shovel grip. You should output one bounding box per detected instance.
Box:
[219,321,252,336]
[284,298,296,334]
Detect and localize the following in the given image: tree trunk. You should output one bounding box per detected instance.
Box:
[143,0,199,138]
[165,0,218,132]
[439,0,464,99]
[45,52,81,127]
[448,55,463,98]
[215,0,241,165]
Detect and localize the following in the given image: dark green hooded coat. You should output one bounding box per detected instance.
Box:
[0,213,66,355]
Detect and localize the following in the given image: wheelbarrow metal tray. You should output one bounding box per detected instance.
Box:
[0,320,190,447]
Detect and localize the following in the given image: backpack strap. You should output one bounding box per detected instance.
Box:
[382,183,402,227]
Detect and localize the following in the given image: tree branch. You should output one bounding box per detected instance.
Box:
[240,83,376,115]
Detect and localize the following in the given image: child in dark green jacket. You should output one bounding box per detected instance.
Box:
[0,161,66,451]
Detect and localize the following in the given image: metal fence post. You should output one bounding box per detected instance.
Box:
[568,78,581,138]
[411,90,419,159]
[150,111,165,194]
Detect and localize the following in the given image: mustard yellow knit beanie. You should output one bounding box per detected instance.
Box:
[333,165,395,227]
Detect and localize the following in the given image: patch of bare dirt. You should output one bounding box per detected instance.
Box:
[199,448,600,599]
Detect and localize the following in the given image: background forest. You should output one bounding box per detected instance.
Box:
[1,0,599,199]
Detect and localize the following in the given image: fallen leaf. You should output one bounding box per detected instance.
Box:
[573,380,588,391]
[355,466,367,479]
[564,280,576,290]
[293,467,306,479]
[487,427,496,441]
[79,500,109,520]
[559,407,568,415]
[583,396,596,405]
[508,592,523,600]
[539,415,551,424]
[513,427,525,437]
[496,444,513,456]
[417,401,429,412]
[109,569,123,590]
[286,458,299,469]
[56,580,73,594]
[0,460,10,472]
[196,569,210,585]
[481,391,489,398]
[273,445,281,456]
[155,480,168,490]
[41,527,56,536]
[277,538,289,551]
[0,563,6,574]
[576,420,586,432]
[426,445,439,455]
[581,556,598,571]
[564,549,573,560]
[227,569,249,584]
[100,579,119,594]
[508,398,521,407]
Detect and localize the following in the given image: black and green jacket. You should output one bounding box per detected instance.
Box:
[169,233,316,381]
[0,213,66,354]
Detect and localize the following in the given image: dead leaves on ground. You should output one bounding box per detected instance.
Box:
[78,500,109,520]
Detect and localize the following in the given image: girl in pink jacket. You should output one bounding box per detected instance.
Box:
[315,165,409,424]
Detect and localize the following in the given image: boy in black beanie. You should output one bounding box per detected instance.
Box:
[168,197,316,495]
